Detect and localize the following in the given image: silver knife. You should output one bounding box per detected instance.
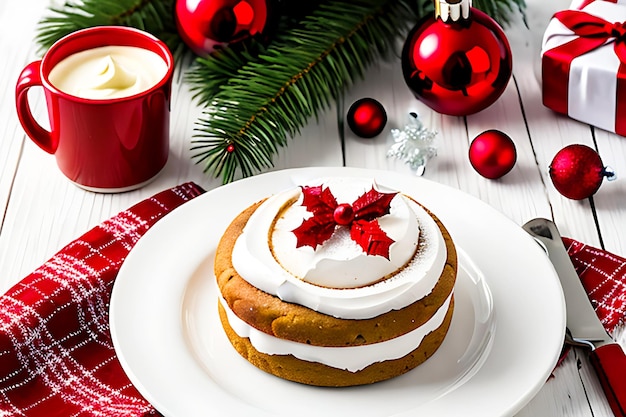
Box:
[523,218,626,417]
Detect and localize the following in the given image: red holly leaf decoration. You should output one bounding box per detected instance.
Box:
[291,184,398,258]
[350,219,396,260]
[301,185,338,214]
[352,187,397,220]
[292,186,337,249]
[292,215,336,249]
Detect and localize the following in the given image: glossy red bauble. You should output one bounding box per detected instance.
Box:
[347,98,388,138]
[175,0,273,56]
[549,144,611,200]
[401,8,512,116]
[469,130,517,179]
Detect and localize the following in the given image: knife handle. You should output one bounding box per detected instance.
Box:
[590,343,626,417]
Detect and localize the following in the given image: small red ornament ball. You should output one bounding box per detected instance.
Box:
[175,0,273,56]
[549,144,611,200]
[469,130,517,179]
[347,98,387,138]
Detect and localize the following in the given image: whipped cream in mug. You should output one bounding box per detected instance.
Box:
[48,45,168,100]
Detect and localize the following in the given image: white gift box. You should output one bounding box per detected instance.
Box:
[541,0,626,135]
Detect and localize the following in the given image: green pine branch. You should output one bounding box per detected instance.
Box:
[189,0,416,182]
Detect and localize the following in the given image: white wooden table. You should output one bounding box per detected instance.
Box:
[1,0,622,415]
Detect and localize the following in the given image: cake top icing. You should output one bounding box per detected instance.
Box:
[271,178,419,288]
[231,177,448,319]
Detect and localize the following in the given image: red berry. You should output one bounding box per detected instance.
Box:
[333,204,354,225]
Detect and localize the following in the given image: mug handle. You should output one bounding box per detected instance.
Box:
[15,60,57,154]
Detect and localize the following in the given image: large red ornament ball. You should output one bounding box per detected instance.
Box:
[175,0,273,56]
[401,8,512,116]
[549,144,611,200]
[347,98,388,138]
[469,130,517,179]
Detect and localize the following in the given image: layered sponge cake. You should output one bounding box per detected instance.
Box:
[214,177,457,386]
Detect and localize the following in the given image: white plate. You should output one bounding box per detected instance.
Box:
[110,167,566,417]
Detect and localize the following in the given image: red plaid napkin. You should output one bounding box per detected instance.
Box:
[0,182,204,417]
[564,237,626,336]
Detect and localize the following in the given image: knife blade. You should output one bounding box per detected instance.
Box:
[523,218,626,417]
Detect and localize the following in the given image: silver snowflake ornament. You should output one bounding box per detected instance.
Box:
[387,112,438,175]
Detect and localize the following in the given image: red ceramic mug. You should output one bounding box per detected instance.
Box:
[15,26,174,192]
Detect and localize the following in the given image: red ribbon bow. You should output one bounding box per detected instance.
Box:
[543,9,626,134]
[291,185,398,259]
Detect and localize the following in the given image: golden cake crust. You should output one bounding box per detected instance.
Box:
[218,297,455,387]
[214,198,457,347]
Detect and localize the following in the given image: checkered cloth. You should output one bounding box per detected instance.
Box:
[564,237,626,335]
[0,182,204,417]
[0,184,624,416]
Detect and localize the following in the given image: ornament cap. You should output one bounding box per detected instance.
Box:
[435,0,471,22]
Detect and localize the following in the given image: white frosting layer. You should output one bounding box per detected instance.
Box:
[49,45,168,99]
[231,178,448,319]
[272,179,419,288]
[221,294,453,372]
